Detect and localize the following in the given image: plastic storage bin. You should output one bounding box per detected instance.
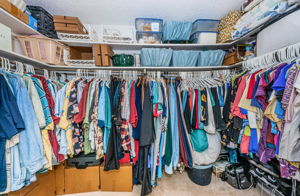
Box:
[141,48,173,67]
[198,50,226,66]
[172,50,199,67]
[187,164,213,186]
[67,153,102,169]
[0,23,12,51]
[112,54,134,67]
[192,19,220,35]
[136,31,162,44]
[27,13,38,30]
[27,5,58,39]
[163,21,192,42]
[135,18,163,32]
[190,31,218,44]
[17,35,66,65]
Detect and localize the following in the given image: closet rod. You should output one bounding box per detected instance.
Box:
[49,63,242,72]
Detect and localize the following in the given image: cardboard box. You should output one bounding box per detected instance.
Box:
[0,23,12,51]
[64,165,101,194]
[8,171,56,196]
[70,46,93,60]
[17,9,28,24]
[100,163,133,192]
[54,23,86,34]
[93,44,114,66]
[54,164,65,195]
[223,51,240,65]
[10,3,18,17]
[0,0,11,12]
[53,15,88,34]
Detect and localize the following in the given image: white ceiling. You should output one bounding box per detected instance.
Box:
[24,0,243,25]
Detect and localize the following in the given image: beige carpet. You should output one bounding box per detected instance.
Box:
[63,172,267,196]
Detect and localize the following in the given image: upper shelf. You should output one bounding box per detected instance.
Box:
[0,8,41,35]
[0,48,242,71]
[59,40,233,50]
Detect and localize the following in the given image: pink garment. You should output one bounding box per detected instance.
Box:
[240,135,250,154]
[129,82,138,127]
[231,76,247,119]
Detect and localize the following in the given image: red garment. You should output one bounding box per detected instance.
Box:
[178,113,188,166]
[33,75,60,124]
[129,82,138,127]
[119,152,131,164]
[231,76,247,119]
[246,69,262,99]
[153,104,159,117]
[240,135,250,154]
[48,129,64,162]
[189,89,193,110]
[74,80,92,123]
[266,122,275,145]
[194,89,199,129]
[132,140,139,165]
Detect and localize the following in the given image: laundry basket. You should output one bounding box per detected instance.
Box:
[17,35,67,65]
[187,164,213,186]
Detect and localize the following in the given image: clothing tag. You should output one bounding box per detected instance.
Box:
[151,23,160,31]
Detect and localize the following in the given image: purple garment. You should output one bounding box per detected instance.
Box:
[281,67,298,109]
[272,63,294,92]
[251,76,261,108]
[257,117,275,164]
[279,159,298,179]
[254,76,268,111]
[273,63,288,84]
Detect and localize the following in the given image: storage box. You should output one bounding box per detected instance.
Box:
[93,44,114,66]
[136,31,162,44]
[9,0,26,12]
[0,0,12,13]
[64,166,101,194]
[54,15,88,34]
[100,163,132,192]
[27,5,58,39]
[10,2,18,17]
[135,18,163,32]
[8,171,56,196]
[17,9,28,24]
[223,51,240,65]
[27,13,37,30]
[190,31,218,44]
[17,35,66,65]
[0,23,12,51]
[70,46,93,60]
[192,19,220,35]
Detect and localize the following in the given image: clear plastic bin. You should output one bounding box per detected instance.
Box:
[192,19,220,35]
[190,31,218,44]
[136,31,162,44]
[135,18,163,32]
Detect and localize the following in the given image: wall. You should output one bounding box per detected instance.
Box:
[256,9,300,55]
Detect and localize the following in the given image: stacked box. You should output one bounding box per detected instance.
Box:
[92,44,114,66]
[54,15,88,34]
